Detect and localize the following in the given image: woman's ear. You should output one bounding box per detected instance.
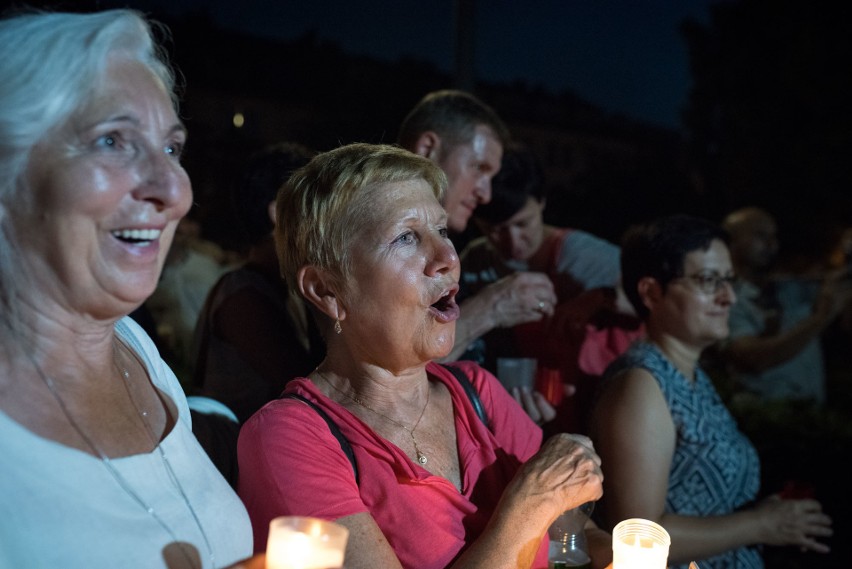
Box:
[637,276,663,314]
[298,265,345,321]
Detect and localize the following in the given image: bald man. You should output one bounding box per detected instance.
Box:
[719,207,852,404]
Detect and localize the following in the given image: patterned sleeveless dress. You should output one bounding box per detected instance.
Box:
[604,341,763,569]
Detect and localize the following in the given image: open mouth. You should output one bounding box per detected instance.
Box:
[429,285,460,321]
[111,228,161,245]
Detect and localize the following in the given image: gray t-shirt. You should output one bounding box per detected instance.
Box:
[726,277,825,403]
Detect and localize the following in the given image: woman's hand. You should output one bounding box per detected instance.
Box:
[460,434,604,569]
[490,272,558,329]
[510,387,557,425]
[754,494,833,553]
[507,433,604,519]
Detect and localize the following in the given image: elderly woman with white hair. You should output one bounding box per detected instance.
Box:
[0,8,259,568]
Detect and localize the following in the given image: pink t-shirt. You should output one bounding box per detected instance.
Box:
[237,360,548,568]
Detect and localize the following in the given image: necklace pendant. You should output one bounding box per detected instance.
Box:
[417,453,427,465]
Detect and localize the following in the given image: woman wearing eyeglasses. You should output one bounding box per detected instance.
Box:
[587,214,833,569]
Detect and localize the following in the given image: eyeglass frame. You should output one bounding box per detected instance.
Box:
[672,271,737,295]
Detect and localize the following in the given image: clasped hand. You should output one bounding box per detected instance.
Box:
[506,433,604,518]
[490,272,557,329]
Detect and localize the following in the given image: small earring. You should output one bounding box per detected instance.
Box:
[334,319,342,334]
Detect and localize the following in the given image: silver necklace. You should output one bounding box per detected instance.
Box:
[30,341,215,569]
[319,371,431,465]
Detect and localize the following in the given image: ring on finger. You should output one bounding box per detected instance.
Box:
[537,301,545,311]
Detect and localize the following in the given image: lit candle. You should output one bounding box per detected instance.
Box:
[611,518,670,569]
[266,516,348,569]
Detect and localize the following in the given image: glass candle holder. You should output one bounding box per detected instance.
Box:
[266,516,349,569]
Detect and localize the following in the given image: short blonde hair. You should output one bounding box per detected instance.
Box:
[275,143,447,294]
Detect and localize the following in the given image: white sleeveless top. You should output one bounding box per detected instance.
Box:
[0,316,253,568]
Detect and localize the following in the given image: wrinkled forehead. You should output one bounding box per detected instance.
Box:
[366,178,442,221]
[66,58,174,131]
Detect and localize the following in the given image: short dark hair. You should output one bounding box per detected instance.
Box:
[397,89,510,155]
[231,141,316,248]
[621,214,729,320]
[474,142,545,224]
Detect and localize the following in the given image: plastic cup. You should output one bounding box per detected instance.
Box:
[497,357,537,391]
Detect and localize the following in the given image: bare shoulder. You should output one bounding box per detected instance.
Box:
[597,367,661,407]
[590,367,669,438]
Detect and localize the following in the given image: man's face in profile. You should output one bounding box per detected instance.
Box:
[435,125,502,234]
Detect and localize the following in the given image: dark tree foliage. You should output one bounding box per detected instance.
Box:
[682,0,852,264]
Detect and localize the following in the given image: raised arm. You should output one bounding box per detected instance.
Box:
[723,271,852,373]
[441,271,557,362]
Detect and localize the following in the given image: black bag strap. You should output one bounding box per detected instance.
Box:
[282,363,489,484]
[439,363,491,430]
[281,392,359,485]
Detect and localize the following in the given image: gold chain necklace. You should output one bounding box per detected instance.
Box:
[28,340,214,569]
[318,371,431,465]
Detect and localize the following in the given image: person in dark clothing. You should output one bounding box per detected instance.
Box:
[192,142,325,425]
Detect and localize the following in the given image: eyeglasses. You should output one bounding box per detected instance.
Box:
[675,272,737,295]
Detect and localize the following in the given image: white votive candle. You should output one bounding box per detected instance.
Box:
[266,516,348,569]
[612,518,671,569]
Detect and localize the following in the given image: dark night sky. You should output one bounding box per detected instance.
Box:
[92,0,719,130]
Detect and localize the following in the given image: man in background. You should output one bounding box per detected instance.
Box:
[398,90,558,371]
